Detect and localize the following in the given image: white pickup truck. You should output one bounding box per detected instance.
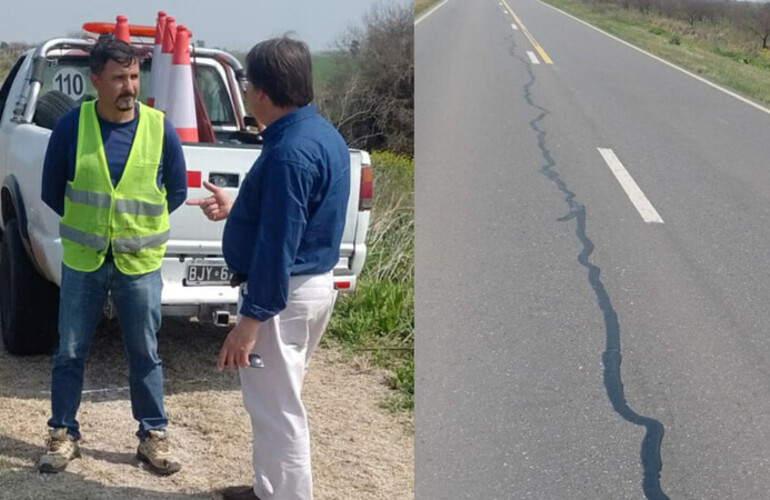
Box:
[0,37,371,355]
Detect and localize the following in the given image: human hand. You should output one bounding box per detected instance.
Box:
[218,316,260,371]
[186,181,234,221]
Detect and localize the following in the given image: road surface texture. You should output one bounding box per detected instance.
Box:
[416,0,770,498]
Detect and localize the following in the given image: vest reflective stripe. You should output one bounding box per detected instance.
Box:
[65,185,112,209]
[59,223,109,250]
[114,199,166,216]
[113,230,170,252]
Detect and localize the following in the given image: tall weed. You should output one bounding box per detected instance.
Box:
[326,151,414,410]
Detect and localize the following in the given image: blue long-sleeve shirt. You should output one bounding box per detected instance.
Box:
[223,104,350,320]
[41,104,188,217]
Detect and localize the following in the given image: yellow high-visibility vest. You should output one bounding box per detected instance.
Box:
[60,100,169,275]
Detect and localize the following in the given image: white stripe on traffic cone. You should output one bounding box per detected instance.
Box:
[147,11,166,108]
[165,25,198,142]
[155,16,176,112]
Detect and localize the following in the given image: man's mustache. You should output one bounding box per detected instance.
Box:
[118,93,136,100]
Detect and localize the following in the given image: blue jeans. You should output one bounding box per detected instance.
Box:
[48,263,167,440]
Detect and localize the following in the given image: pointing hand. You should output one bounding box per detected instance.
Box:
[186,181,234,221]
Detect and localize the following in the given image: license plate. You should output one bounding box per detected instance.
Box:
[184,262,232,286]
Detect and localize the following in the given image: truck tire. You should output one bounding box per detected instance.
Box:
[33,90,77,130]
[0,218,59,355]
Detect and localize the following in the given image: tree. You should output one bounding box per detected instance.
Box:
[679,0,708,27]
[317,2,413,156]
[747,2,770,50]
[631,0,654,15]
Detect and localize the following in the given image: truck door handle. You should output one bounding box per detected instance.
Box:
[208,173,239,188]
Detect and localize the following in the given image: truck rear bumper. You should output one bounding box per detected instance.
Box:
[160,257,238,325]
[159,257,357,325]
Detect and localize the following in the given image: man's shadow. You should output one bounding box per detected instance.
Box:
[0,316,241,401]
[0,433,134,467]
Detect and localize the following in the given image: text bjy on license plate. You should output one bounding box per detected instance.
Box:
[186,264,231,284]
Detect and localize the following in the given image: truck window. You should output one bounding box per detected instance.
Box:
[0,56,25,121]
[36,56,237,128]
[195,65,236,126]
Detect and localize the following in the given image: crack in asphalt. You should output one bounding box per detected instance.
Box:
[516,45,670,500]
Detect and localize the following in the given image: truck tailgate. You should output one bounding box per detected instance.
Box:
[169,144,364,277]
[167,144,261,254]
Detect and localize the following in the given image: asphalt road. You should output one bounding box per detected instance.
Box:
[415,0,770,498]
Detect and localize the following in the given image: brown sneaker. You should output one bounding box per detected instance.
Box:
[38,428,80,473]
[222,485,261,500]
[136,429,182,475]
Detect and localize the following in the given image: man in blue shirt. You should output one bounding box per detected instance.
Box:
[187,37,350,500]
[39,35,187,475]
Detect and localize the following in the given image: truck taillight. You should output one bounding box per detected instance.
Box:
[359,165,373,211]
[187,171,202,188]
[334,281,351,290]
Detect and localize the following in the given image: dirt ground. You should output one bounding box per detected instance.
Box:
[0,317,413,499]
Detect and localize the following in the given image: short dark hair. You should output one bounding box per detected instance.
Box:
[89,34,139,75]
[245,36,313,108]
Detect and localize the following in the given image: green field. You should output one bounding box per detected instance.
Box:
[312,51,341,90]
[541,0,770,106]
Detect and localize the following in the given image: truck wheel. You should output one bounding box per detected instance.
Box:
[0,218,59,355]
[33,90,77,130]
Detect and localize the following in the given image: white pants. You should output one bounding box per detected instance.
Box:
[237,272,337,500]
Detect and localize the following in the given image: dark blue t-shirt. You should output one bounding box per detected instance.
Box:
[41,104,188,217]
[223,104,350,321]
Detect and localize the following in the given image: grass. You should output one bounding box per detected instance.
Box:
[1,56,14,84]
[540,0,770,107]
[415,0,443,17]
[325,151,414,411]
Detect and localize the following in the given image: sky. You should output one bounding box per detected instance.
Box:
[0,0,407,52]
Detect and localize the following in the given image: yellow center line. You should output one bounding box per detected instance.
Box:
[500,0,553,64]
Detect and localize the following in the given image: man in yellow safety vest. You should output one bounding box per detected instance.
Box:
[38,34,188,475]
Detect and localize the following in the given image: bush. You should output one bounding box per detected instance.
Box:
[328,152,413,345]
[384,357,414,411]
[0,42,30,83]
[316,2,414,156]
[362,151,414,284]
[326,152,414,410]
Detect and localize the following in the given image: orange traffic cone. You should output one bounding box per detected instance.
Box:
[165,25,198,142]
[147,11,166,108]
[114,15,130,43]
[155,16,176,112]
